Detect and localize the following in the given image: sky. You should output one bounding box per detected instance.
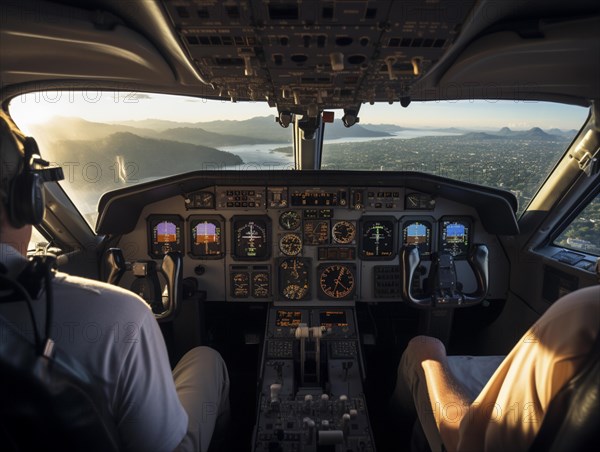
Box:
[9,91,589,132]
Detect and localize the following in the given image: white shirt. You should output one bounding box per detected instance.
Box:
[0,244,188,451]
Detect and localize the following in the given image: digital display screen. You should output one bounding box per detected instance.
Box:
[319,311,348,328]
[189,217,224,258]
[439,217,471,258]
[276,310,302,327]
[147,215,183,258]
[156,221,177,243]
[359,218,395,259]
[232,216,271,260]
[402,220,432,257]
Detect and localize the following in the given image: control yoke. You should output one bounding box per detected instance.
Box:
[401,244,489,308]
[102,248,183,321]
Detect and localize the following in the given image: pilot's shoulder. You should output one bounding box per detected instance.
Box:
[53,272,151,314]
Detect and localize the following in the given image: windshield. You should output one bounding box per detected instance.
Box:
[9,92,587,227]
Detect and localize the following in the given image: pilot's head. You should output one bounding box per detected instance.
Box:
[0,111,35,253]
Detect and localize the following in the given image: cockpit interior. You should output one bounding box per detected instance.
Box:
[1,0,599,451]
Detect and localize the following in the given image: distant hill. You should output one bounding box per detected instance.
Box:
[360,123,407,133]
[120,115,390,142]
[50,132,242,193]
[325,121,391,139]
[29,116,161,141]
[158,126,282,147]
[460,127,568,141]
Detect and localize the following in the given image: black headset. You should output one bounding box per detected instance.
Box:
[7,136,45,228]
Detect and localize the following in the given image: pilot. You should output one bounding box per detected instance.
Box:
[0,111,230,452]
[394,284,599,451]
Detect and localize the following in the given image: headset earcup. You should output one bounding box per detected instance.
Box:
[9,171,44,227]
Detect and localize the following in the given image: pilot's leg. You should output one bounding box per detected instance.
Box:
[393,337,503,452]
[173,346,231,452]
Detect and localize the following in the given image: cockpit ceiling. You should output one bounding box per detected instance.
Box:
[163,0,476,113]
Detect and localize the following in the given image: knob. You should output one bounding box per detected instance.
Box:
[342,413,351,436]
[194,265,205,276]
[339,394,348,412]
[270,383,282,404]
[320,393,330,411]
[304,394,313,412]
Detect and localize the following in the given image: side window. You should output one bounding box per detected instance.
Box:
[555,195,600,255]
[27,227,49,254]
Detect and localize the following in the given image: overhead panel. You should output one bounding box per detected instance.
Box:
[162,0,476,113]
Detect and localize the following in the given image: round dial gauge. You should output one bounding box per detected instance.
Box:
[279,257,310,300]
[319,264,356,299]
[232,217,270,260]
[190,218,223,258]
[279,233,303,256]
[252,272,270,298]
[279,210,301,230]
[360,219,395,259]
[332,220,356,244]
[402,221,432,257]
[231,272,250,298]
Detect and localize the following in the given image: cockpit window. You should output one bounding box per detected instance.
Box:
[554,195,600,256]
[9,92,291,226]
[322,101,588,215]
[9,93,588,227]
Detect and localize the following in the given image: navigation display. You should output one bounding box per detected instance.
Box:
[439,217,472,258]
[359,217,396,259]
[401,219,433,257]
[147,215,183,258]
[189,216,224,258]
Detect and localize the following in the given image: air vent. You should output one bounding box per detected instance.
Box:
[269,4,299,20]
[401,38,411,47]
[433,39,446,48]
[197,8,209,19]
[365,8,377,19]
[317,35,326,48]
[423,38,434,47]
[273,54,283,65]
[234,36,245,45]
[388,37,400,47]
[411,38,423,47]
[221,36,233,46]
[186,36,199,45]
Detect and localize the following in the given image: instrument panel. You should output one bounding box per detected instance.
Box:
[119,183,506,304]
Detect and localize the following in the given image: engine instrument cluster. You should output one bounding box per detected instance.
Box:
[140,186,480,303]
